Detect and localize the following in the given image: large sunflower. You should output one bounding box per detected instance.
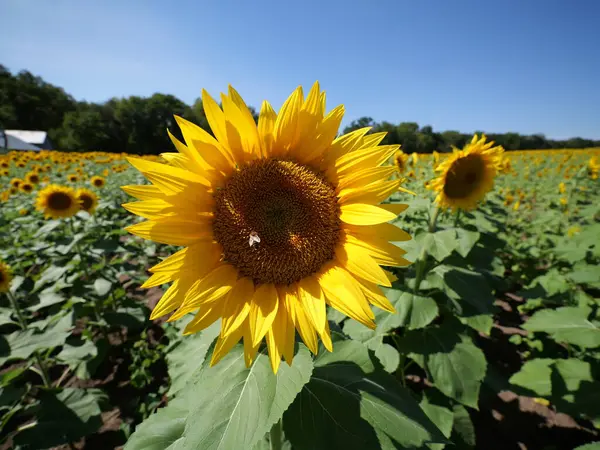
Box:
[429,134,503,211]
[123,83,411,372]
[0,261,11,293]
[36,185,80,219]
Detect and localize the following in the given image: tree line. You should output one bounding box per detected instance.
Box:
[2,65,599,155]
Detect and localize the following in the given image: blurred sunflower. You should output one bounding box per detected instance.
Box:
[25,172,41,185]
[558,182,566,194]
[10,178,23,189]
[0,169,8,177]
[394,151,409,173]
[90,176,106,188]
[123,82,412,372]
[429,134,504,211]
[36,185,80,219]
[67,174,79,183]
[0,261,12,293]
[19,208,29,216]
[76,188,99,214]
[20,182,34,194]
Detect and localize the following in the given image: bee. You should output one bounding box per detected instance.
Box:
[248,231,261,249]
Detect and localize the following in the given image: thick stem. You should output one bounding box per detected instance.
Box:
[8,292,51,387]
[413,207,441,293]
[7,290,27,330]
[453,208,462,228]
[269,419,283,450]
[68,219,90,279]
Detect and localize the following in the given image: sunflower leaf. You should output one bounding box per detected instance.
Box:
[284,339,446,449]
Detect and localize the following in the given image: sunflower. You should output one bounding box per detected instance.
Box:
[36,185,80,219]
[558,182,566,194]
[67,174,79,183]
[0,169,8,177]
[19,208,29,216]
[25,171,41,185]
[123,83,411,372]
[394,151,409,173]
[20,182,34,193]
[429,134,504,211]
[90,176,106,188]
[0,261,12,293]
[76,188,99,214]
[10,178,23,189]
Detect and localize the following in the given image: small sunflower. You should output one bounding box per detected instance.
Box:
[20,182,34,193]
[10,178,23,189]
[19,208,29,216]
[76,188,99,214]
[0,169,8,177]
[394,151,409,173]
[67,174,79,183]
[25,172,41,185]
[36,185,80,219]
[558,182,566,194]
[123,82,412,372]
[90,176,106,188]
[429,134,504,211]
[0,261,12,293]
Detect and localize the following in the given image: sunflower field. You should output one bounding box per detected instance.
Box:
[1,87,600,450]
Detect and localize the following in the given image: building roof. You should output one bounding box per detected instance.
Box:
[1,131,42,151]
[5,130,49,145]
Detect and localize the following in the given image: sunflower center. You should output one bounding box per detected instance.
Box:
[443,154,485,199]
[213,158,341,285]
[79,195,93,211]
[47,192,74,211]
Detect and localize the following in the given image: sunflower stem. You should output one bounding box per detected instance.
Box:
[7,290,27,330]
[8,291,51,387]
[269,418,283,450]
[68,219,90,279]
[413,207,441,293]
[453,209,462,228]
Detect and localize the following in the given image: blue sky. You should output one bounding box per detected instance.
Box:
[1,0,599,139]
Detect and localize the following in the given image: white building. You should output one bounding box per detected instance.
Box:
[0,130,42,151]
[4,130,52,149]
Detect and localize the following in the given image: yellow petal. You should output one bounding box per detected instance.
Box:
[211,325,244,367]
[272,86,303,157]
[344,234,409,267]
[297,276,327,335]
[258,100,276,158]
[150,277,194,320]
[338,180,400,205]
[125,218,213,246]
[221,277,254,338]
[331,145,399,178]
[336,166,396,191]
[140,272,172,289]
[183,302,224,335]
[361,131,387,149]
[248,283,279,347]
[324,127,372,166]
[121,199,177,220]
[336,241,392,287]
[284,284,318,355]
[149,242,221,274]
[357,279,396,313]
[127,157,210,191]
[339,203,398,226]
[345,223,411,243]
[318,263,375,329]
[243,322,261,367]
[202,89,231,154]
[297,105,344,164]
[121,184,164,201]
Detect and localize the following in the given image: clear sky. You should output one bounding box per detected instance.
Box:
[1,0,599,139]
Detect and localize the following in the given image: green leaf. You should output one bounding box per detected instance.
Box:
[523,307,600,348]
[125,396,188,450]
[400,321,487,408]
[0,312,73,365]
[420,400,453,450]
[14,388,103,449]
[179,344,313,450]
[104,306,148,329]
[509,358,554,396]
[94,278,113,297]
[567,263,600,288]
[382,287,439,331]
[454,228,481,258]
[33,265,69,292]
[422,229,459,262]
[573,443,600,450]
[284,340,446,449]
[27,289,66,311]
[451,404,476,448]
[166,321,221,397]
[0,307,17,326]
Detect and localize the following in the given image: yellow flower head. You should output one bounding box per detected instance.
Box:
[35,184,80,219]
[428,134,504,211]
[19,208,29,216]
[25,171,41,185]
[90,176,106,188]
[122,82,412,372]
[558,182,566,194]
[0,261,12,293]
[20,182,34,194]
[567,226,581,237]
[394,151,409,173]
[559,197,568,206]
[67,174,79,183]
[10,178,23,189]
[76,188,99,214]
